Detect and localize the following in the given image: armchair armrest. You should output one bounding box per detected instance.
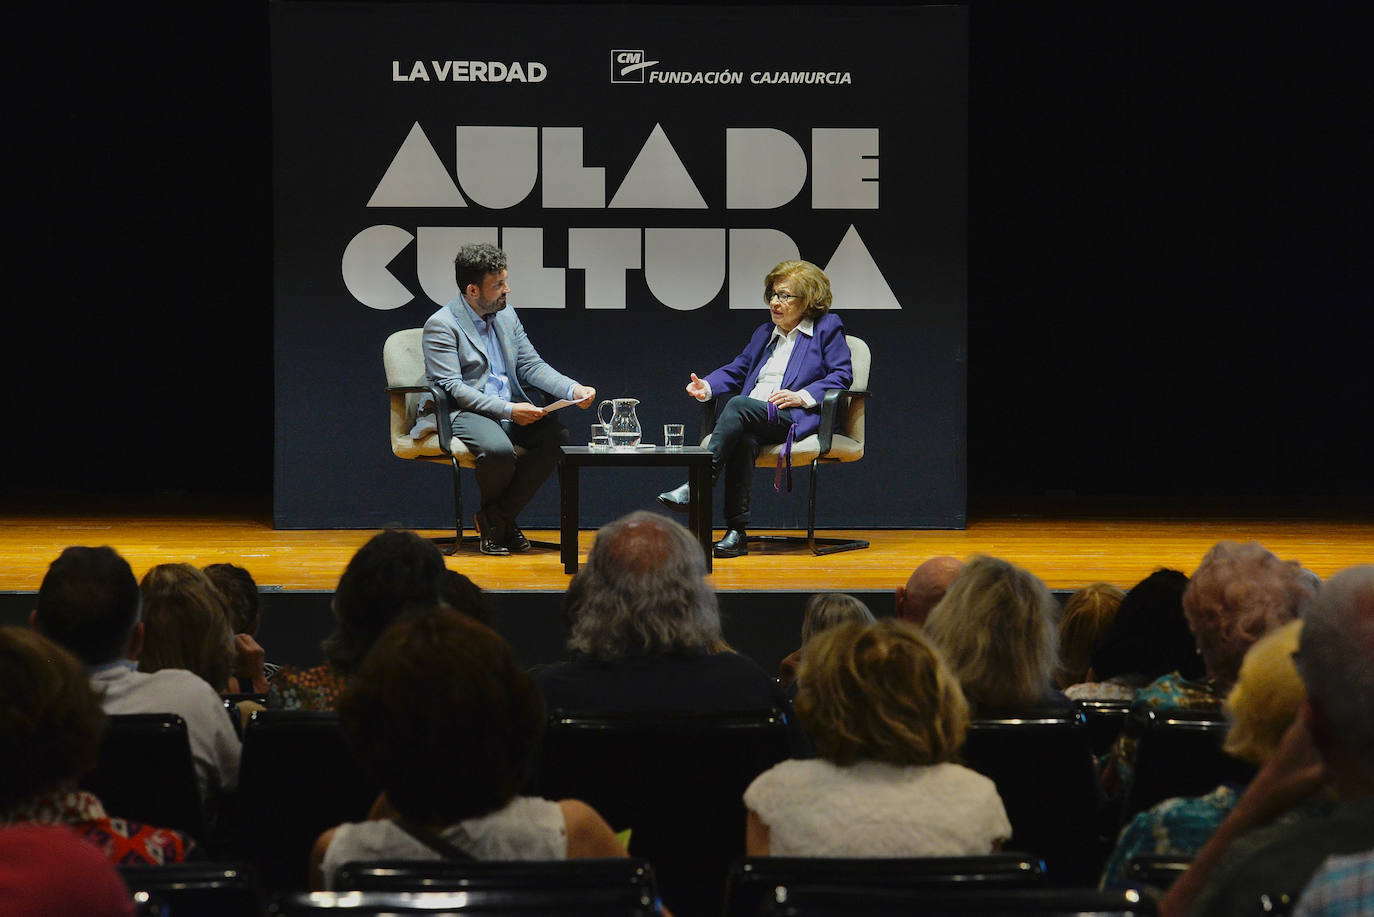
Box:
[818,388,869,456]
[699,389,871,458]
[385,383,455,457]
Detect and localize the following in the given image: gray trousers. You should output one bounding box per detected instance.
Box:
[450,411,569,524]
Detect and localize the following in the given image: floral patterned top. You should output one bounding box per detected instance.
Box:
[2,790,195,865]
[265,662,350,711]
[1101,786,1337,890]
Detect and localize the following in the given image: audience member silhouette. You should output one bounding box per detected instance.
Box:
[30,546,240,802]
[1065,568,1203,701]
[1104,541,1315,794]
[922,554,1069,715]
[1100,620,1332,887]
[0,824,136,917]
[536,511,800,749]
[1055,582,1125,688]
[894,555,964,626]
[204,561,275,692]
[1161,565,1374,917]
[310,606,625,889]
[778,592,875,687]
[138,563,237,693]
[268,529,446,711]
[0,627,195,864]
[745,618,1010,856]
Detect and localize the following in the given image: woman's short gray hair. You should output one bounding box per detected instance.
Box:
[565,512,721,660]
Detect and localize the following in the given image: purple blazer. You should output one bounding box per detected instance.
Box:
[702,313,854,444]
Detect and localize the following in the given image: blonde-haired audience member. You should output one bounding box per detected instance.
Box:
[744,619,1010,856]
[1056,582,1125,688]
[923,555,1068,714]
[778,592,875,686]
[138,564,237,693]
[1100,620,1332,887]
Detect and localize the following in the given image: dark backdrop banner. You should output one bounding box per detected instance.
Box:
[272,2,967,530]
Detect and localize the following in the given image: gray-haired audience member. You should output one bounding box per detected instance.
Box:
[1161,565,1374,917]
[894,556,964,626]
[30,546,241,803]
[778,593,876,686]
[536,511,803,747]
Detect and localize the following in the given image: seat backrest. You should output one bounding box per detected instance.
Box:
[759,887,1158,917]
[1123,854,1192,893]
[1120,707,1255,828]
[268,888,662,916]
[841,335,869,445]
[334,858,660,910]
[81,713,206,842]
[383,329,431,450]
[1076,698,1133,756]
[532,710,792,917]
[724,855,1045,917]
[119,862,261,917]
[232,710,381,893]
[959,714,1105,886]
[383,328,427,389]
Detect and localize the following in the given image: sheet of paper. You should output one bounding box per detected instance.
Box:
[542,398,579,412]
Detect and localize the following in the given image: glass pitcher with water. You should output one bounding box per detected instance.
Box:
[597,398,642,449]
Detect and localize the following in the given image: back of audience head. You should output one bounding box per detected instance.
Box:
[0,627,107,814]
[338,606,542,825]
[797,618,969,767]
[203,562,261,636]
[1183,540,1314,688]
[894,556,964,626]
[323,529,447,676]
[1294,564,1374,775]
[800,593,875,648]
[441,569,495,627]
[32,546,140,667]
[923,554,1060,711]
[1221,619,1305,765]
[1057,582,1125,687]
[138,563,236,692]
[1090,568,1203,684]
[565,511,721,660]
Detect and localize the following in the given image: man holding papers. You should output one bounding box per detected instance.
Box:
[423,242,596,555]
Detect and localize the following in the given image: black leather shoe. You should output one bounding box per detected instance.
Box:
[713,529,749,558]
[474,511,510,556]
[505,522,531,554]
[656,483,691,512]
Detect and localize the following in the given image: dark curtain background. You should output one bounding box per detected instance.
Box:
[12,0,1371,519]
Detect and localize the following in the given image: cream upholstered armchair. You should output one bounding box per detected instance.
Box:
[384,328,533,555]
[700,334,871,555]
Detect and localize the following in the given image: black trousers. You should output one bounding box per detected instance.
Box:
[709,396,794,531]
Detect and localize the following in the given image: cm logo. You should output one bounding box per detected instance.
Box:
[611,50,658,83]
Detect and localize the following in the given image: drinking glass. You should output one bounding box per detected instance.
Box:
[589,424,610,450]
[663,423,685,450]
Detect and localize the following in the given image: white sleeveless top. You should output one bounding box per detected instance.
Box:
[320,796,566,889]
[744,759,1011,857]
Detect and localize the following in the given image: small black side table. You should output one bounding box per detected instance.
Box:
[558,446,714,573]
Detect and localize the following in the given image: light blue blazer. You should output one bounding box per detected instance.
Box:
[422,298,577,420]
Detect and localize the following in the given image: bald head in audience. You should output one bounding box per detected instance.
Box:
[895,556,964,626]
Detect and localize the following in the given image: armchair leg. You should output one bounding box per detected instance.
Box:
[430,456,478,556]
[747,459,869,556]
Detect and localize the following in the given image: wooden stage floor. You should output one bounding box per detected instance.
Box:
[2,513,1369,594]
